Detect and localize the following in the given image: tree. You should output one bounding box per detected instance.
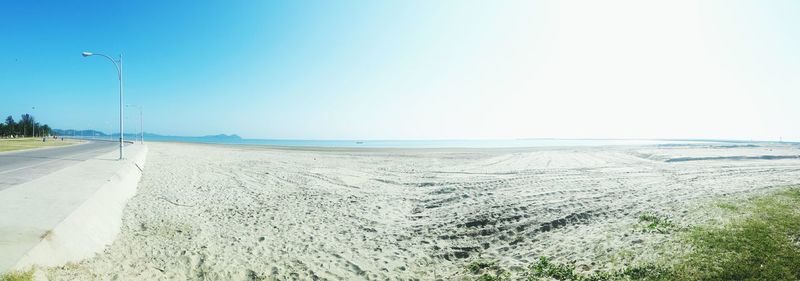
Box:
[0,113,54,138]
[4,115,16,137]
[19,114,36,137]
[41,124,51,136]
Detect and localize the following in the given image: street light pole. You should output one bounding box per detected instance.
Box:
[31,107,36,138]
[82,51,124,160]
[126,104,143,144]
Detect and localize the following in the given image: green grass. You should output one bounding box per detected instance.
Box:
[465,260,510,281]
[526,256,672,281]
[0,138,78,152]
[528,256,582,280]
[637,212,676,234]
[674,188,800,280]
[464,187,800,281]
[716,202,739,211]
[0,270,33,281]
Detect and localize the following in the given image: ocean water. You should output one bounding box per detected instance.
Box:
[119,135,731,148]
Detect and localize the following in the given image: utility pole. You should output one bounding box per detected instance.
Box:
[82,51,124,160]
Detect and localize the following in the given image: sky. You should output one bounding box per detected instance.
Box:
[1,1,799,141]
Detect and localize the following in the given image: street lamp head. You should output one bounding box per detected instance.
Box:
[81,52,93,57]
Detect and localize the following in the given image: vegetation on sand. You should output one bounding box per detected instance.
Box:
[637,212,676,234]
[0,269,33,281]
[464,186,800,281]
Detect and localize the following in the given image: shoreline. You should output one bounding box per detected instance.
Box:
[135,138,796,153]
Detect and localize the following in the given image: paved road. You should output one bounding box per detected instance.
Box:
[0,141,121,191]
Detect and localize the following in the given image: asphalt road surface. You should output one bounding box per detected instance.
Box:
[0,141,122,191]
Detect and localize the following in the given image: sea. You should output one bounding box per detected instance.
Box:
[83,134,743,148]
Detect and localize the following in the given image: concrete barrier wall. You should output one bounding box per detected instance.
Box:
[13,145,148,269]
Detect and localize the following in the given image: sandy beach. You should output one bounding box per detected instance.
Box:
[43,142,800,280]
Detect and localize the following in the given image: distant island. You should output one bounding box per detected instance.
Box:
[52,129,107,137]
[52,129,242,143]
[195,134,242,140]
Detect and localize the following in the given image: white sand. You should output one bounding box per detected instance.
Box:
[44,142,800,280]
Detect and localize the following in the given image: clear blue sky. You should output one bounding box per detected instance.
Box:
[1,1,799,140]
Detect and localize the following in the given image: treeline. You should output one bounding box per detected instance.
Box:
[1,114,52,138]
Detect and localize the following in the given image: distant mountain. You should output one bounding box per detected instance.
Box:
[201,134,242,139]
[54,129,242,139]
[53,129,108,136]
[53,129,245,144]
[138,133,241,139]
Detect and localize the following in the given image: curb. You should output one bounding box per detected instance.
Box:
[11,145,148,270]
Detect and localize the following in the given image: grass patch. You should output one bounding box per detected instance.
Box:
[526,256,672,281]
[637,212,676,234]
[465,260,510,281]
[0,138,78,152]
[0,270,33,281]
[463,187,800,281]
[716,202,739,211]
[528,256,582,280]
[673,188,800,280]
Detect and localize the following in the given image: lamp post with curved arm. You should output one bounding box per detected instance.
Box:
[31,107,36,138]
[82,51,124,160]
